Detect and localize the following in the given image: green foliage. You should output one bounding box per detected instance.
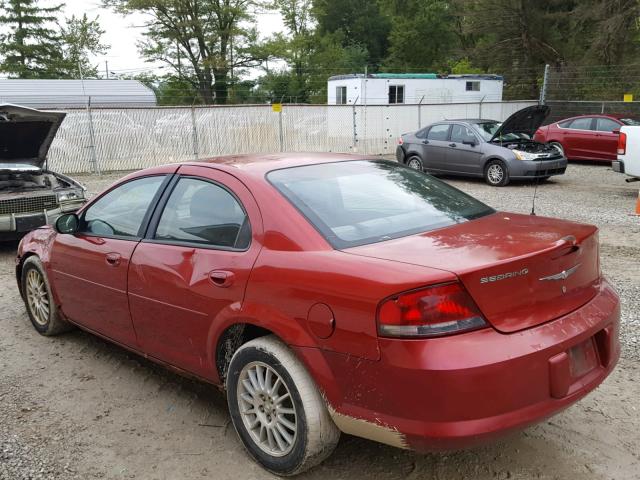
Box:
[57,14,110,78]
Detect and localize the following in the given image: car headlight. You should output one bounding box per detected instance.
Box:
[512,150,538,161]
[57,189,85,202]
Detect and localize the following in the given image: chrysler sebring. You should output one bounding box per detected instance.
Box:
[16,154,619,476]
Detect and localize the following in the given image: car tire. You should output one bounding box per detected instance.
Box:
[21,256,74,336]
[406,155,424,171]
[226,335,340,476]
[484,159,510,187]
[549,142,565,157]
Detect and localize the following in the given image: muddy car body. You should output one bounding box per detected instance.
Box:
[396,105,568,186]
[0,104,86,240]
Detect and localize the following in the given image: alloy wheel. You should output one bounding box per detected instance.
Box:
[26,269,50,326]
[237,361,298,457]
[487,164,504,184]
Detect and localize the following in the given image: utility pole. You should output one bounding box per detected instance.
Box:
[105,61,109,79]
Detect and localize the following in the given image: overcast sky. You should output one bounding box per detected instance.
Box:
[60,0,285,76]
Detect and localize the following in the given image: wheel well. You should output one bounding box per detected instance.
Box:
[483,157,505,172]
[16,252,37,299]
[215,323,274,384]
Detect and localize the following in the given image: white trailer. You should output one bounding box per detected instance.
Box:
[328,73,504,105]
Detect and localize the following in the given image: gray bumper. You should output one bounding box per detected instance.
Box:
[509,158,568,179]
[612,161,625,173]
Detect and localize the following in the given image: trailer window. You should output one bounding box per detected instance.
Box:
[336,86,347,105]
[466,81,480,92]
[389,85,405,104]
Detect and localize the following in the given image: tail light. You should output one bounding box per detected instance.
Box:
[617,132,627,155]
[398,136,404,145]
[377,282,488,338]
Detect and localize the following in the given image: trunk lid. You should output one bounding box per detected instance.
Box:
[490,105,550,142]
[0,104,66,169]
[344,213,600,333]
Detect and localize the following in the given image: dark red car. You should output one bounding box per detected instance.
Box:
[534,114,640,162]
[16,154,620,475]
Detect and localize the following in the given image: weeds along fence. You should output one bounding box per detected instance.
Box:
[47,101,536,174]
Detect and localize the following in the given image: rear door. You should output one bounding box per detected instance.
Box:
[593,117,621,161]
[446,123,483,174]
[127,165,262,379]
[50,174,171,347]
[421,124,452,171]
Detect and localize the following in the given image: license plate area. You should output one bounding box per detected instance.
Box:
[568,337,599,379]
[15,214,46,232]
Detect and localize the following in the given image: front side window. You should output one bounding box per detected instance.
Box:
[466,81,480,91]
[389,85,405,104]
[336,86,347,105]
[154,177,250,249]
[82,176,165,238]
[569,117,594,130]
[450,124,477,143]
[268,160,494,249]
[427,124,450,141]
[595,118,620,132]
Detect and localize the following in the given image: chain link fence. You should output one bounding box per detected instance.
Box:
[545,100,640,123]
[47,101,537,174]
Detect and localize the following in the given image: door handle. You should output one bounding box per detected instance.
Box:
[209,270,235,288]
[449,143,457,147]
[422,140,430,144]
[105,252,121,266]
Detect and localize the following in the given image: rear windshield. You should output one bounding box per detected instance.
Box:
[267,160,495,249]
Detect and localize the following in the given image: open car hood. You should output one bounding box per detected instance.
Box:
[0,104,66,169]
[490,105,550,142]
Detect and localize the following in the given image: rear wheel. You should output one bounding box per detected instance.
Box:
[484,159,510,187]
[406,155,424,171]
[226,336,340,476]
[21,256,73,336]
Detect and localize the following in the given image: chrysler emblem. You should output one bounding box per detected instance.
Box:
[539,264,581,282]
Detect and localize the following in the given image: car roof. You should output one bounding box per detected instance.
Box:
[182,152,370,177]
[557,113,634,122]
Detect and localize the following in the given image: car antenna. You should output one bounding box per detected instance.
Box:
[530,176,540,216]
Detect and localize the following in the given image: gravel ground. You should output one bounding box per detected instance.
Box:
[0,161,639,480]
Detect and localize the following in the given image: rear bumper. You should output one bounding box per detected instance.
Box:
[510,157,568,179]
[312,280,620,452]
[612,160,625,173]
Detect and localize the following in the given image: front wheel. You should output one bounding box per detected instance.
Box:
[226,336,340,476]
[549,142,565,157]
[484,160,510,187]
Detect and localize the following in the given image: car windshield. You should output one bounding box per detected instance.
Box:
[267,160,495,249]
[619,118,640,126]
[472,121,525,141]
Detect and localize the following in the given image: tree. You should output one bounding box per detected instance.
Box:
[0,0,64,78]
[103,0,263,104]
[57,14,110,78]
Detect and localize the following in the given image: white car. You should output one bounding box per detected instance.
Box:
[613,125,640,180]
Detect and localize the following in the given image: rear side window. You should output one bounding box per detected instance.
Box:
[569,117,594,130]
[83,176,165,238]
[595,118,620,132]
[268,160,494,249]
[427,124,450,141]
[154,177,250,249]
[558,120,572,128]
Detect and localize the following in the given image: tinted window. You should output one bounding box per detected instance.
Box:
[268,160,494,249]
[427,124,450,141]
[450,124,477,143]
[83,176,165,238]
[569,117,594,130]
[155,178,250,249]
[595,118,620,132]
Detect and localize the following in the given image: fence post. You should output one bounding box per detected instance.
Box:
[539,64,550,105]
[190,106,199,160]
[478,95,486,119]
[418,96,425,129]
[86,96,100,175]
[352,97,359,152]
[279,107,284,152]
[601,102,606,114]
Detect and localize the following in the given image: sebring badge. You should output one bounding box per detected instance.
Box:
[480,268,529,284]
[539,264,581,282]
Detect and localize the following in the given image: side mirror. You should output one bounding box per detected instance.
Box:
[613,129,621,134]
[55,213,79,234]
[463,139,478,146]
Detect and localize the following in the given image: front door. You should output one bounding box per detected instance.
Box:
[420,123,452,172]
[446,124,483,174]
[50,174,169,347]
[127,166,262,380]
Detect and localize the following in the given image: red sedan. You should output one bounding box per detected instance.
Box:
[16,154,619,475]
[534,114,640,162]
